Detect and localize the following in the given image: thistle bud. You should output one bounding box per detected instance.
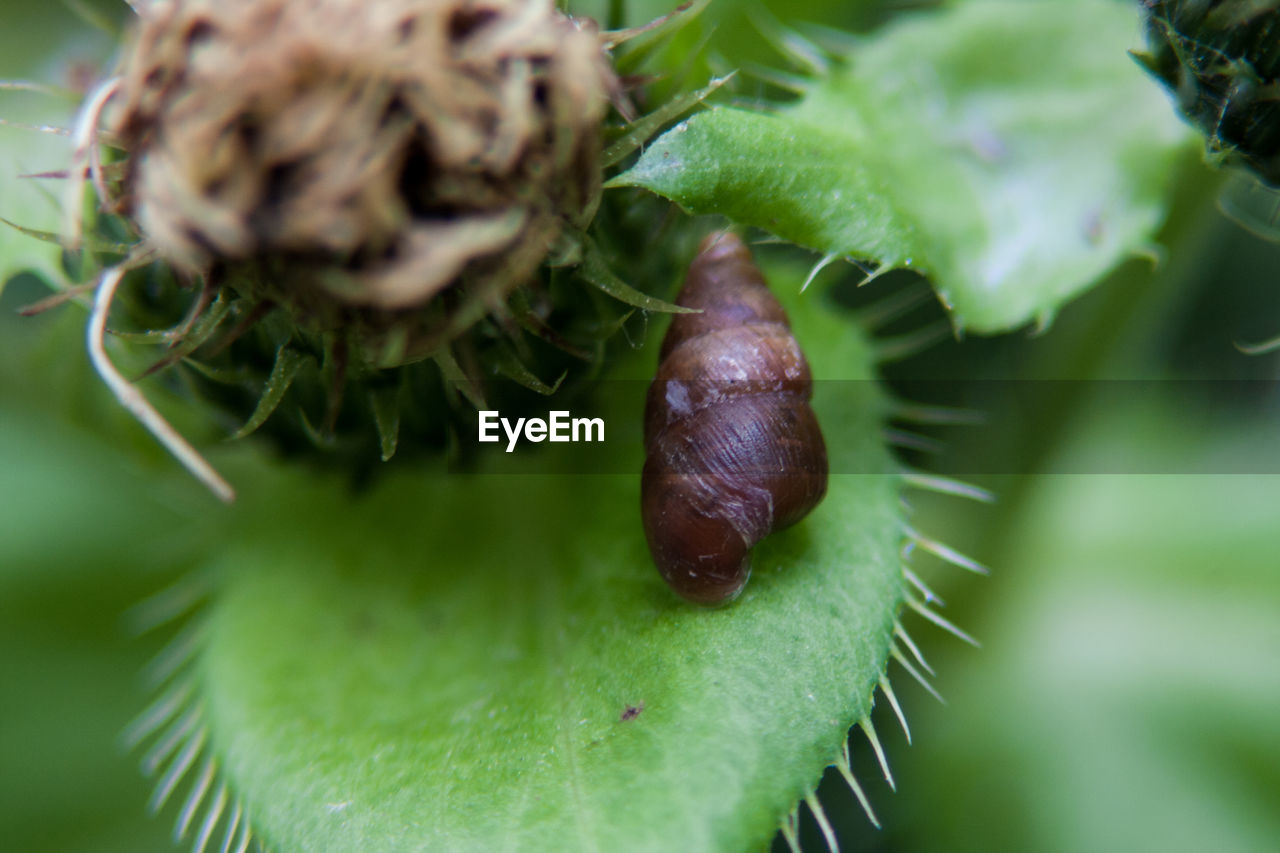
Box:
[1137,0,1280,186]
[112,0,616,359]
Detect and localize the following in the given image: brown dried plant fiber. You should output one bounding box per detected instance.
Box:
[111,0,614,354]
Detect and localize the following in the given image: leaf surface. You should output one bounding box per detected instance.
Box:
[189,264,907,852]
[612,0,1194,332]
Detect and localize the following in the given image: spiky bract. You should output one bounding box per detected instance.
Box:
[1138,0,1280,186]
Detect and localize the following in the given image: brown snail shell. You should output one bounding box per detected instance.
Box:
[641,231,828,605]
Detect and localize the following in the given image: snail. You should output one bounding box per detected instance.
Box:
[641,231,828,605]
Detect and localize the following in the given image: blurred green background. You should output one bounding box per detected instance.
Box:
[783,127,1280,852]
[3,1,1280,851]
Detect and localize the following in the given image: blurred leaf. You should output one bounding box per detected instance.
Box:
[0,406,196,581]
[599,0,891,88]
[164,264,909,852]
[0,398,202,853]
[0,88,74,293]
[895,397,1280,853]
[0,0,120,294]
[612,0,1195,332]
[0,563,187,853]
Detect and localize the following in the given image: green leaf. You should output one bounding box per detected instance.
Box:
[0,556,187,853]
[228,347,311,440]
[600,73,734,169]
[0,216,135,257]
[0,94,74,294]
[164,265,907,852]
[611,0,1195,333]
[578,237,700,314]
[0,1,119,294]
[491,346,568,396]
[897,397,1280,853]
[0,396,211,853]
[368,386,402,463]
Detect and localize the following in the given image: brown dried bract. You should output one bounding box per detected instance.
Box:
[111,0,615,351]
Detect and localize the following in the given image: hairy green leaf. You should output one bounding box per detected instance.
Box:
[612,0,1195,332]
[180,266,907,852]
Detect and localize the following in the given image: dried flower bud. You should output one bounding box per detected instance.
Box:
[111,0,615,356]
